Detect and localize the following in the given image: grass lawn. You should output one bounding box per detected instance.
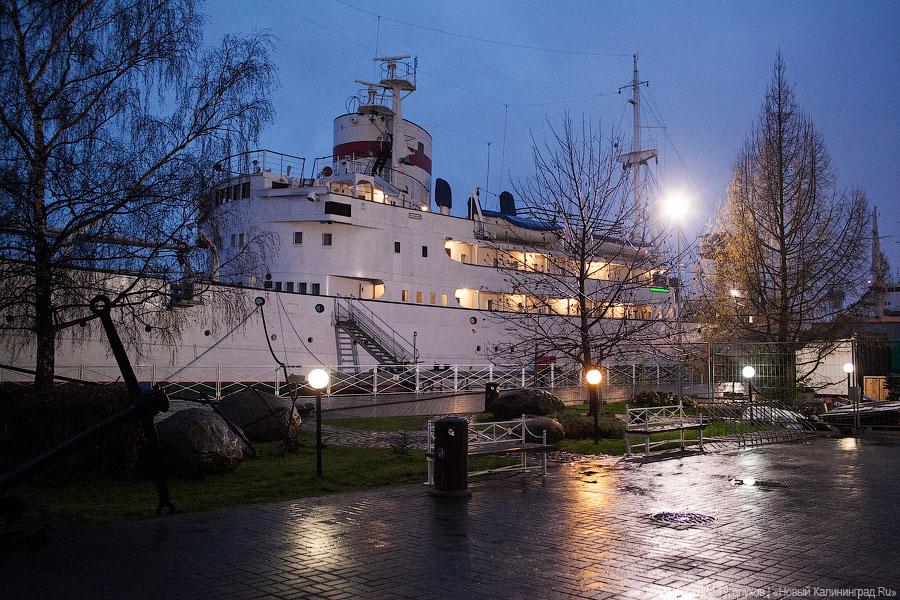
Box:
[16,434,511,527]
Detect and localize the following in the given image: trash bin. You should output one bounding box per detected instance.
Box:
[484,382,500,413]
[431,416,470,497]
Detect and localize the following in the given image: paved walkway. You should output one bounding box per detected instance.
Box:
[3,436,899,599]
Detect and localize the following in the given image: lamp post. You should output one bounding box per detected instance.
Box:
[307,368,330,477]
[742,365,756,428]
[586,367,602,443]
[662,191,689,406]
[843,362,857,429]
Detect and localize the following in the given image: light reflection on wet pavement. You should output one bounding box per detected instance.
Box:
[3,436,899,598]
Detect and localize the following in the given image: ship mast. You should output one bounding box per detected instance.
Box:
[617,54,657,218]
[631,54,642,212]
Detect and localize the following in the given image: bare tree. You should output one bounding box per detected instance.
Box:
[0,0,277,384]
[695,54,879,395]
[485,117,675,375]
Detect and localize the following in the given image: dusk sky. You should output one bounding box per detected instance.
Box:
[207,0,900,267]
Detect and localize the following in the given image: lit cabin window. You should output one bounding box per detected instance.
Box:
[416,291,423,303]
[401,290,409,302]
[430,292,436,304]
[441,294,448,306]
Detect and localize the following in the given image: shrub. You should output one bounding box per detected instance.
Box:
[558,413,625,440]
[0,383,145,483]
[629,391,695,408]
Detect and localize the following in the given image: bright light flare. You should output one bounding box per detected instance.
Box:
[661,190,690,222]
[585,368,602,385]
[843,362,855,374]
[742,365,756,379]
[729,289,741,298]
[307,368,330,390]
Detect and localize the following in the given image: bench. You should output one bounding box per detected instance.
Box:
[625,403,705,456]
[425,415,553,485]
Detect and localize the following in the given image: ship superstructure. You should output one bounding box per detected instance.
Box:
[4,55,675,375]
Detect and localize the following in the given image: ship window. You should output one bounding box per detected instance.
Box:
[264,281,272,289]
[416,291,423,303]
[421,245,428,258]
[232,184,240,200]
[324,201,351,217]
[224,186,232,201]
[311,283,320,295]
[322,233,332,246]
[441,294,448,306]
[274,281,282,291]
[242,181,251,199]
[238,233,245,246]
[430,292,436,305]
[401,290,409,302]
[286,282,294,292]
[298,282,307,294]
[394,241,401,253]
[230,233,236,247]
[293,231,303,244]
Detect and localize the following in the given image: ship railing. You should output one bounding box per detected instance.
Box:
[1,363,586,400]
[333,296,419,364]
[214,149,307,180]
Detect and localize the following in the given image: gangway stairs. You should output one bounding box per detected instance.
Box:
[333,297,418,371]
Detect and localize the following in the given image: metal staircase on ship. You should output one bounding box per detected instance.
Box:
[332,297,419,372]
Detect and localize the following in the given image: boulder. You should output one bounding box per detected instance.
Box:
[157,408,243,476]
[523,416,565,444]
[216,389,302,442]
[489,389,565,420]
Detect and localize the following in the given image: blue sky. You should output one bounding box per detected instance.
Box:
[206,0,900,266]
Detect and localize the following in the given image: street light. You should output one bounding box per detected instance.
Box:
[585,367,602,444]
[843,362,857,429]
[662,191,690,408]
[308,368,330,477]
[742,366,756,427]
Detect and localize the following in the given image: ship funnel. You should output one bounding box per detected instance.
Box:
[435,178,452,215]
[499,191,517,216]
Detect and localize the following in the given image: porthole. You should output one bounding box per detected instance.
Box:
[270,334,277,341]
[469,317,477,325]
[307,337,313,343]
[315,304,325,313]
[145,325,152,333]
[265,273,272,281]
[476,345,481,352]
[204,330,211,336]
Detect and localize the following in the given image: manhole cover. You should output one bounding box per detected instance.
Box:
[651,512,716,525]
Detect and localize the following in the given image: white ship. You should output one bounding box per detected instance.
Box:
[3,55,673,391]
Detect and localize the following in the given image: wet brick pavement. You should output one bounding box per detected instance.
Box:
[3,436,899,599]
